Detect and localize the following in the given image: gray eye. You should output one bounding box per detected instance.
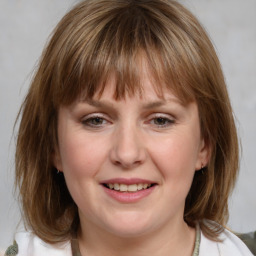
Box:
[82,116,106,127]
[89,117,104,125]
[154,117,168,126]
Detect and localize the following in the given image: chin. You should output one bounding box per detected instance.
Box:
[102,212,155,238]
[108,224,152,238]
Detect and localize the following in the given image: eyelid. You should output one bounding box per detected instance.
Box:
[81,112,103,120]
[81,113,111,127]
[146,113,176,128]
[147,112,175,120]
[81,112,106,119]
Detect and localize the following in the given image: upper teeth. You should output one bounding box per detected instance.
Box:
[107,183,151,192]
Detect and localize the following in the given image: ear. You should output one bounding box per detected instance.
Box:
[52,148,63,172]
[195,138,211,171]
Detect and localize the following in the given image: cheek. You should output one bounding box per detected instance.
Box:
[149,132,200,179]
[58,134,108,209]
[59,132,107,177]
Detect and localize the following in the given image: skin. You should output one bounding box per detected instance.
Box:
[54,63,210,256]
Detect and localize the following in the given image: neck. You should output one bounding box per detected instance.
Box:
[78,219,196,256]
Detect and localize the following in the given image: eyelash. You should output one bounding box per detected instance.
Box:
[81,114,175,129]
[148,115,175,128]
[81,115,109,128]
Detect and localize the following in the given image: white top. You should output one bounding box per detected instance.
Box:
[200,228,253,256]
[11,228,253,256]
[14,232,72,256]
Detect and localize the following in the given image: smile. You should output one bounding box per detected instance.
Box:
[104,183,154,192]
[101,178,157,202]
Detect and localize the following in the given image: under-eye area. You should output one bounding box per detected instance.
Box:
[102,183,157,192]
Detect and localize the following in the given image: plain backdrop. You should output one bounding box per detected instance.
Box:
[0,0,255,251]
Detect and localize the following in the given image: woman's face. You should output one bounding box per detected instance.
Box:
[54,66,209,238]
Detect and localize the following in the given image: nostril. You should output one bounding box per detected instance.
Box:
[113,160,142,169]
[109,133,146,168]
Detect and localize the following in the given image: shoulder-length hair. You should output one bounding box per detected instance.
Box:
[16,0,239,243]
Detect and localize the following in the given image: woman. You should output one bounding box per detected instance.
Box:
[5,0,253,255]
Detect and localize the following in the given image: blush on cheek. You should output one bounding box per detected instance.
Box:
[151,140,197,181]
[64,158,97,178]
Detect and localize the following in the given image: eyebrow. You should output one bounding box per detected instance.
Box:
[142,101,167,109]
[85,99,110,108]
[83,98,182,110]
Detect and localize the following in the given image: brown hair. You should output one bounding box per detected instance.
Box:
[16,0,239,243]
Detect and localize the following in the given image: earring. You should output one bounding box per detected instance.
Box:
[57,169,61,174]
[200,164,206,174]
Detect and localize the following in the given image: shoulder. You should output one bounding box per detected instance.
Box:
[238,232,256,255]
[5,231,72,256]
[200,228,254,256]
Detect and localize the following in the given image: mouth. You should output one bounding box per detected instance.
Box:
[101,179,157,202]
[103,183,157,192]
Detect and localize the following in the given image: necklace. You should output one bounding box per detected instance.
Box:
[71,238,82,256]
[192,223,201,256]
[71,223,201,256]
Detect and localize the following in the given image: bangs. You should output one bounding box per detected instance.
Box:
[48,0,210,107]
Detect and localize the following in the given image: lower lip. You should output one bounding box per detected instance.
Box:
[102,185,156,203]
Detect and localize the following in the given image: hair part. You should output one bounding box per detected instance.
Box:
[16,0,239,244]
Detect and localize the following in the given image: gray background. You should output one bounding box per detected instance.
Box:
[0,0,255,252]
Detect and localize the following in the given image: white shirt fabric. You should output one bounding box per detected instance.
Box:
[200,228,253,256]
[14,232,72,256]
[12,228,253,256]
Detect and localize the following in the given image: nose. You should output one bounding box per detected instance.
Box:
[110,124,146,169]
